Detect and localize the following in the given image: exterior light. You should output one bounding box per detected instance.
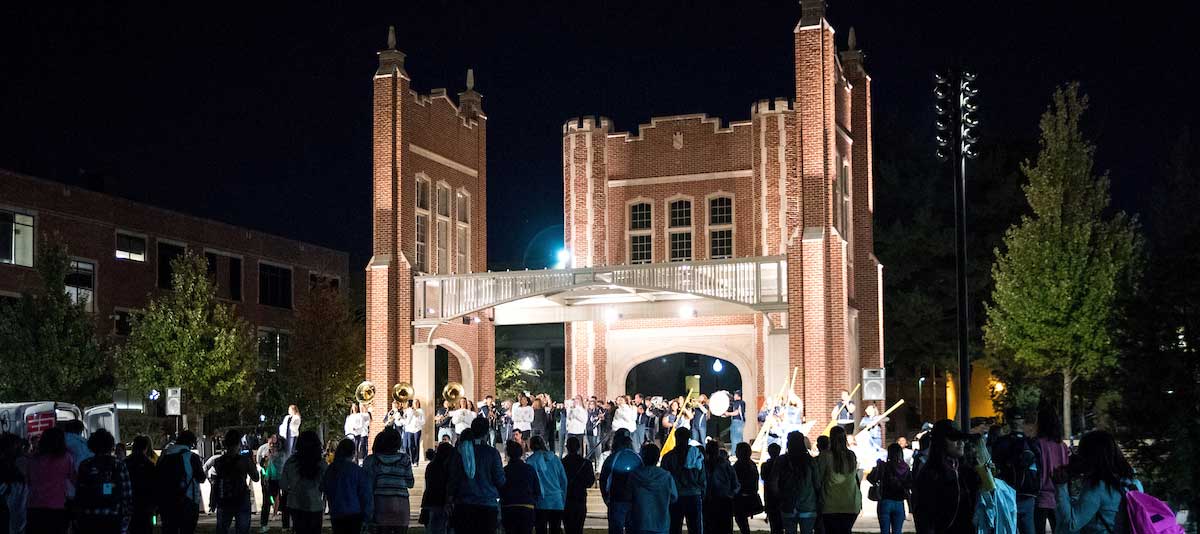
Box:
[604,307,620,325]
[712,359,724,373]
[520,357,535,371]
[678,305,695,319]
[554,249,571,269]
[148,389,160,401]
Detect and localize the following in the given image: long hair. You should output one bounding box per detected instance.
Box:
[886,443,904,465]
[1036,407,1063,442]
[827,426,856,473]
[1073,430,1134,489]
[374,428,402,455]
[36,427,67,456]
[293,430,324,480]
[785,431,813,472]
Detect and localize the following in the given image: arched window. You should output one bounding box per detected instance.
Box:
[668,199,692,262]
[708,195,734,259]
[628,202,653,264]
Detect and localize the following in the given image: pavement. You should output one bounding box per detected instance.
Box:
[196,459,916,533]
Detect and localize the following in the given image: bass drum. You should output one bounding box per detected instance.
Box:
[708,390,731,417]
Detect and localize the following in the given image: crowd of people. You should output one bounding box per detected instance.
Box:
[0,394,1163,534]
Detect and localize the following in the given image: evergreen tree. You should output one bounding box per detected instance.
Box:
[0,237,108,404]
[984,83,1141,438]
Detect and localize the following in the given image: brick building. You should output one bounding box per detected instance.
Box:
[368,3,883,445]
[0,169,350,363]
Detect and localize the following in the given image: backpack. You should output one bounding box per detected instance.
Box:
[75,455,121,512]
[212,454,249,508]
[996,435,1041,497]
[1122,490,1184,534]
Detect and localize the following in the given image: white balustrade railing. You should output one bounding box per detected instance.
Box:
[414,255,787,323]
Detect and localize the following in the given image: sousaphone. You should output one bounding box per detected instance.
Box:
[355,380,377,403]
[392,382,414,404]
[442,382,465,405]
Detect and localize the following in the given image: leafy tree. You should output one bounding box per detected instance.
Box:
[494,349,541,402]
[277,282,364,437]
[117,251,257,435]
[0,237,108,405]
[984,83,1141,438]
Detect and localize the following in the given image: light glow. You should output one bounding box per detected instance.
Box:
[712,359,724,373]
[554,249,571,269]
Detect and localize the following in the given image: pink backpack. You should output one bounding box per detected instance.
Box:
[1124,490,1184,534]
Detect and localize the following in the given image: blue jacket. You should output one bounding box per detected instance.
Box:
[321,458,373,519]
[526,450,568,510]
[1055,479,1143,534]
[448,442,505,508]
[630,465,678,534]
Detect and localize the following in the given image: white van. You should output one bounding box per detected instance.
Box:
[0,401,120,442]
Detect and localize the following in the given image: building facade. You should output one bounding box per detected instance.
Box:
[0,169,350,365]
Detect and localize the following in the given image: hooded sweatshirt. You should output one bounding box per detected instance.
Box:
[526,450,568,510]
[630,465,678,534]
[363,452,414,498]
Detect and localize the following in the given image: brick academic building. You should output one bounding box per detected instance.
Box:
[367,2,883,445]
[0,169,350,361]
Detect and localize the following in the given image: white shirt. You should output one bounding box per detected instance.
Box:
[676,413,691,429]
[344,414,358,437]
[566,406,588,435]
[613,404,637,432]
[404,408,426,433]
[279,414,301,439]
[512,405,534,432]
[356,412,373,435]
[451,408,476,434]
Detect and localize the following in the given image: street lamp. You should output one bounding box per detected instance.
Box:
[520,357,535,371]
[934,69,980,430]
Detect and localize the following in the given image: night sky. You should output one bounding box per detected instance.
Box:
[3,1,1196,277]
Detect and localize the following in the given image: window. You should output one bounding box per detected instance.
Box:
[115,232,146,262]
[456,191,471,224]
[456,226,469,273]
[669,232,692,262]
[834,161,852,239]
[65,259,95,312]
[157,241,185,289]
[113,309,133,336]
[309,273,340,290]
[669,200,692,228]
[416,179,430,211]
[415,213,428,272]
[437,184,451,218]
[629,203,652,231]
[709,196,734,259]
[1,210,34,267]
[630,234,652,265]
[229,257,243,301]
[258,263,293,309]
[437,220,450,273]
[258,328,290,373]
[205,252,243,301]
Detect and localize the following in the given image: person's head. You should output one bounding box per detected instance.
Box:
[698,394,708,405]
[37,424,67,453]
[506,440,524,462]
[471,416,490,438]
[574,395,584,407]
[887,443,904,465]
[786,431,808,455]
[669,399,679,411]
[289,404,299,416]
[828,426,854,472]
[222,429,242,452]
[176,430,197,448]
[674,427,691,445]
[64,419,85,435]
[865,404,878,417]
[816,435,830,452]
[1007,412,1026,433]
[294,430,323,479]
[896,436,909,449]
[733,390,742,401]
[612,433,632,452]
[532,398,543,410]
[335,438,356,460]
[929,419,970,460]
[131,435,152,458]
[634,394,644,404]
[266,434,278,446]
[485,395,493,405]
[519,395,529,407]
[1036,406,1063,441]
[413,399,422,409]
[588,399,597,409]
[351,403,359,414]
[735,442,752,462]
[840,389,851,402]
[704,440,721,462]
[567,436,582,455]
[391,400,400,410]
[87,428,116,456]
[1071,430,1134,488]
[767,443,781,459]
[641,443,661,466]
[459,398,469,410]
[529,435,547,452]
[617,396,627,406]
[434,442,455,463]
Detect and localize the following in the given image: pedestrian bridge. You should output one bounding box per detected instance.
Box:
[414,255,788,326]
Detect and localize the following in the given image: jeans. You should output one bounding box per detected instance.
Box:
[821,513,858,534]
[632,428,645,449]
[608,500,633,534]
[780,515,817,534]
[404,431,423,464]
[536,508,564,534]
[564,502,587,534]
[877,499,905,534]
[669,494,703,534]
[704,497,734,534]
[1016,496,1036,534]
[27,508,68,534]
[332,514,364,534]
[1035,506,1056,534]
[454,503,498,534]
[729,419,745,446]
[161,502,200,534]
[503,506,536,534]
[766,509,784,534]
[290,509,323,534]
[425,506,450,534]
[216,497,252,534]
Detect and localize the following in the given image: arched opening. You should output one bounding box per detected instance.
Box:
[427,338,475,406]
[625,352,742,444]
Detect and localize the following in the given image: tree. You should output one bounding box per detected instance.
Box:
[277,282,364,438]
[984,83,1141,438]
[118,251,257,434]
[494,349,540,402]
[0,237,108,405]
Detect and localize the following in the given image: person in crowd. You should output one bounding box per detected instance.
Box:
[732,442,762,534]
[345,404,363,460]
[436,400,456,444]
[725,391,747,447]
[913,420,980,534]
[155,430,206,534]
[363,428,414,534]
[556,401,569,455]
[587,399,606,467]
[0,433,27,534]
[692,396,711,445]
[62,420,92,472]
[895,436,914,468]
[73,429,132,534]
[769,433,821,534]
[404,400,426,466]
[600,432,642,534]
[211,430,259,534]
[280,430,327,534]
[704,441,740,534]
[447,418,506,534]
[544,397,560,454]
[860,404,887,450]
[1035,408,1068,534]
[388,400,406,433]
[27,427,75,534]
[279,405,302,453]
[566,397,588,458]
[613,396,638,443]
[992,413,1041,534]
[833,390,856,436]
[561,437,595,534]
[323,439,372,534]
[526,436,568,534]
[661,427,705,534]
[453,398,477,442]
[532,398,550,446]
[256,434,288,533]
[867,443,912,534]
[1052,430,1143,534]
[630,443,678,534]
[819,426,861,534]
[500,400,515,443]
[500,440,541,534]
[420,443,455,534]
[514,395,535,444]
[481,396,498,447]
[760,443,784,534]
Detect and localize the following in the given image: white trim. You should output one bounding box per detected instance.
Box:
[607,113,739,142]
[0,289,21,299]
[607,169,752,188]
[665,195,694,262]
[156,237,187,248]
[705,192,735,259]
[625,197,654,265]
[257,258,293,270]
[777,115,788,253]
[114,230,148,263]
[408,144,478,177]
[202,247,243,260]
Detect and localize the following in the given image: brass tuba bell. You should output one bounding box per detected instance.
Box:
[442,381,465,405]
[355,380,376,404]
[392,382,414,404]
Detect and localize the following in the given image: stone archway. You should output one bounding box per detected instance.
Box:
[429,337,475,401]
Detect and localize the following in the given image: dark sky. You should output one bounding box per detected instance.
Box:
[3,1,1195,275]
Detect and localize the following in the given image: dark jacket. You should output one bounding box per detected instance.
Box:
[768,452,820,517]
[124,454,157,510]
[499,459,541,508]
[561,453,595,505]
[322,458,372,519]
[660,445,705,498]
[153,447,206,509]
[867,459,912,502]
[733,459,759,498]
[600,447,642,503]
[914,456,979,534]
[705,455,740,500]
[760,457,779,512]
[447,443,506,508]
[421,457,451,508]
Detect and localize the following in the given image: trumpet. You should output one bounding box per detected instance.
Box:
[392,382,414,404]
[355,380,376,404]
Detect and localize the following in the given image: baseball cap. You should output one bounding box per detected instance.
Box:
[930,419,975,442]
